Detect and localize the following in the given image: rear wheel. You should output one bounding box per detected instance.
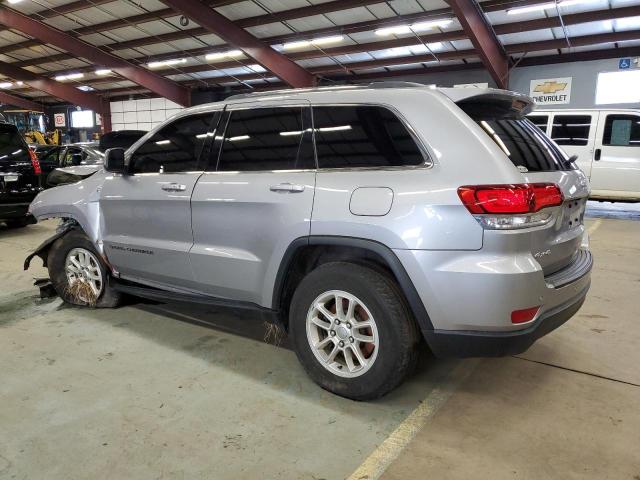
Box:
[289,262,420,400]
[48,230,122,308]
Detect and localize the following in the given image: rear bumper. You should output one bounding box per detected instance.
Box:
[0,202,32,220]
[424,283,588,358]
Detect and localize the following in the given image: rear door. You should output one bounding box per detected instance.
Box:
[549,112,598,179]
[189,102,316,305]
[590,112,640,199]
[100,110,220,289]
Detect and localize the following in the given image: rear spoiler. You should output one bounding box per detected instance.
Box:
[440,88,535,118]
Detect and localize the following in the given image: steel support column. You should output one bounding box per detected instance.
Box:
[446,0,509,88]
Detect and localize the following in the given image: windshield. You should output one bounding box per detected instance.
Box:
[458,100,576,172]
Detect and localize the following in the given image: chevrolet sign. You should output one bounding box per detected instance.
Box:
[530,77,572,105]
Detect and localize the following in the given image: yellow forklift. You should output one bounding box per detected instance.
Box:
[2,109,61,145]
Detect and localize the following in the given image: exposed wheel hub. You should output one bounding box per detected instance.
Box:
[306,290,379,378]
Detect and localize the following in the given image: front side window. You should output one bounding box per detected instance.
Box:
[551,115,592,146]
[131,112,217,174]
[313,106,425,169]
[216,107,313,172]
[602,114,640,146]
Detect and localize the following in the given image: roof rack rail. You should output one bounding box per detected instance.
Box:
[225,81,429,101]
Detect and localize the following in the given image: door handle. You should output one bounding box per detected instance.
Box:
[594,148,601,161]
[161,182,187,192]
[269,183,305,193]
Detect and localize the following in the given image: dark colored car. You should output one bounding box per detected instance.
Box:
[99,130,146,151]
[36,143,105,187]
[0,122,42,227]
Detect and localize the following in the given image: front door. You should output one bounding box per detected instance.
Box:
[590,112,640,199]
[189,103,316,306]
[100,111,221,289]
[549,112,598,179]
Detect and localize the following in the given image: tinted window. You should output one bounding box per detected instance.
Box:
[0,124,30,165]
[313,106,424,168]
[459,102,574,172]
[131,113,216,174]
[216,107,313,171]
[529,115,549,132]
[551,115,592,146]
[603,114,640,146]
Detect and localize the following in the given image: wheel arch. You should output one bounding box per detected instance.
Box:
[23,218,82,271]
[272,236,433,333]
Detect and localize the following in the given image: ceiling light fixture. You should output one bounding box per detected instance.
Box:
[7,0,23,4]
[54,73,84,81]
[205,49,243,61]
[77,85,95,91]
[0,82,13,88]
[507,0,587,15]
[95,69,112,75]
[147,58,187,69]
[376,19,453,36]
[283,35,344,50]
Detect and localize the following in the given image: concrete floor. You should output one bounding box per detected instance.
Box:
[1,201,639,479]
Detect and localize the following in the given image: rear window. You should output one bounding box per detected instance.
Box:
[459,101,575,172]
[0,124,30,164]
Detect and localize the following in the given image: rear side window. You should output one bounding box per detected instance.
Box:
[312,106,425,169]
[602,114,640,146]
[551,115,592,146]
[131,112,217,174]
[529,115,549,132]
[0,124,30,164]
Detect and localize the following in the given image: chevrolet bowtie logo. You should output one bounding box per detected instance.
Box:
[533,81,567,94]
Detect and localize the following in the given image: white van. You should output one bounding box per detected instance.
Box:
[529,109,640,202]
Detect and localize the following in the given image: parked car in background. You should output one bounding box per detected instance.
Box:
[529,109,640,202]
[26,85,592,399]
[99,130,146,152]
[36,143,104,187]
[0,122,42,227]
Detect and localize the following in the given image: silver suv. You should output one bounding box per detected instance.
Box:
[25,84,592,400]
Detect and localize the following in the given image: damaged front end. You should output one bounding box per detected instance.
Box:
[24,171,108,271]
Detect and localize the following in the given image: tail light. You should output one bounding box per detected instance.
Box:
[28,149,42,175]
[458,183,563,230]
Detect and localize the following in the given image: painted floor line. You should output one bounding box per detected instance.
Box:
[587,218,602,235]
[347,359,480,480]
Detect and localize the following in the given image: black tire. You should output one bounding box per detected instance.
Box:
[289,262,420,400]
[47,230,122,308]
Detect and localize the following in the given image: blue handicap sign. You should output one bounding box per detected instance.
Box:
[619,58,631,69]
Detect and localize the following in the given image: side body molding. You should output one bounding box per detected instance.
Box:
[272,236,434,333]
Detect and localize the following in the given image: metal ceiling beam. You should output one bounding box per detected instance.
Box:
[159,0,316,88]
[16,24,640,96]
[0,0,384,56]
[0,60,112,132]
[0,6,191,107]
[445,0,509,88]
[31,43,640,103]
[0,90,44,110]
